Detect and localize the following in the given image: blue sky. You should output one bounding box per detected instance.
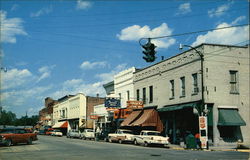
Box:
[0,0,249,117]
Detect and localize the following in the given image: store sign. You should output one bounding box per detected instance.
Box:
[105,98,121,108]
[127,100,144,109]
[199,116,208,149]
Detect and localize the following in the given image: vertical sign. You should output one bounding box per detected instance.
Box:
[199,116,208,149]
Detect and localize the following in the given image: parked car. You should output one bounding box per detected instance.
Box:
[133,130,169,147]
[0,128,38,147]
[51,129,63,137]
[45,128,54,135]
[108,129,135,144]
[80,129,94,140]
[67,129,81,138]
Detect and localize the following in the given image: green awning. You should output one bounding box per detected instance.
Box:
[158,102,200,112]
[218,109,246,126]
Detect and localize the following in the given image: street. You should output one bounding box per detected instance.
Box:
[0,135,249,160]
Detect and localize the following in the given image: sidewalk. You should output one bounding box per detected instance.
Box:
[168,144,250,152]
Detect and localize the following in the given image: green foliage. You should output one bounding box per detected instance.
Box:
[0,109,39,126]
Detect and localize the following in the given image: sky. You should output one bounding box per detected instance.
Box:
[0,0,249,117]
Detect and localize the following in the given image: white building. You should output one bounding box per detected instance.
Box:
[133,43,249,146]
[52,94,87,132]
[114,67,137,108]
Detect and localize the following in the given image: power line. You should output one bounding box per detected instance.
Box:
[139,24,249,44]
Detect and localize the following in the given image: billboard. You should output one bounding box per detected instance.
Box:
[105,98,121,108]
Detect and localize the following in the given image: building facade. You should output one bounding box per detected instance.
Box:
[114,67,137,108]
[133,43,249,146]
[52,93,104,133]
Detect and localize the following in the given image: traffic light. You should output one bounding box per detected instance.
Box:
[142,40,157,62]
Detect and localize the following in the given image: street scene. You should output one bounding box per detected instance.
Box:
[0,0,250,160]
[1,135,249,160]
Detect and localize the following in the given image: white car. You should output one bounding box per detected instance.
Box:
[51,129,63,137]
[108,129,134,144]
[67,129,81,138]
[80,129,95,140]
[133,130,169,147]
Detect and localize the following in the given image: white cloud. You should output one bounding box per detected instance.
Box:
[117,23,176,49]
[176,3,191,15]
[231,16,246,25]
[30,6,53,17]
[208,3,231,18]
[2,68,33,89]
[0,10,27,43]
[76,1,92,10]
[192,17,249,46]
[80,61,107,70]
[2,85,52,106]
[95,63,127,83]
[37,65,55,82]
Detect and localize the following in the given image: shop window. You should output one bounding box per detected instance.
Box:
[218,126,238,142]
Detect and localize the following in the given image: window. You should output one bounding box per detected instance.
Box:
[127,90,130,100]
[192,73,199,94]
[230,70,239,94]
[149,86,153,103]
[143,88,146,104]
[170,80,174,99]
[180,77,185,97]
[136,89,140,101]
[119,93,121,99]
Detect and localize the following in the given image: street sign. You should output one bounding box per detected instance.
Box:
[127,100,144,109]
[199,116,208,149]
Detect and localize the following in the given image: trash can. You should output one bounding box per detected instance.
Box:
[185,134,197,149]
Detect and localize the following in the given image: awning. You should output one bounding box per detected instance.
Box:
[130,109,163,132]
[218,109,246,126]
[157,102,200,112]
[52,121,68,128]
[120,110,142,126]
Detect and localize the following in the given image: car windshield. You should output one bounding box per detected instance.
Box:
[147,132,160,136]
[0,129,15,134]
[122,131,133,134]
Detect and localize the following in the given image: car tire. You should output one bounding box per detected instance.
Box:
[5,139,11,147]
[27,138,32,145]
[144,142,149,147]
[109,137,112,143]
[134,140,138,145]
[118,139,123,144]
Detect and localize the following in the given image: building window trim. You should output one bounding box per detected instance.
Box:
[192,73,199,95]
[170,80,175,100]
[180,77,185,98]
[229,70,239,94]
[149,86,153,103]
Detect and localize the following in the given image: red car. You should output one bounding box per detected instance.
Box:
[0,128,38,146]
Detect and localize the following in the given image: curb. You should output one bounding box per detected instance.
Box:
[170,147,250,152]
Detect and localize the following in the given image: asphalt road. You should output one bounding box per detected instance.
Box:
[0,135,249,160]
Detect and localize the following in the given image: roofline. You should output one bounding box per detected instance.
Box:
[135,43,249,74]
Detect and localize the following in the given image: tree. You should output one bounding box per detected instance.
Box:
[0,110,17,125]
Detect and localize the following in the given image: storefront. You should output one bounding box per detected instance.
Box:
[158,101,213,144]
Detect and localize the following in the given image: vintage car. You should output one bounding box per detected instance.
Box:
[133,130,169,147]
[67,129,81,138]
[108,129,135,144]
[0,128,38,147]
[51,129,63,137]
[80,129,94,140]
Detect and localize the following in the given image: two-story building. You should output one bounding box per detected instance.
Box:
[133,43,249,146]
[52,93,104,134]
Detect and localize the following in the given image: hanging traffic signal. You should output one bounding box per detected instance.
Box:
[142,39,157,62]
